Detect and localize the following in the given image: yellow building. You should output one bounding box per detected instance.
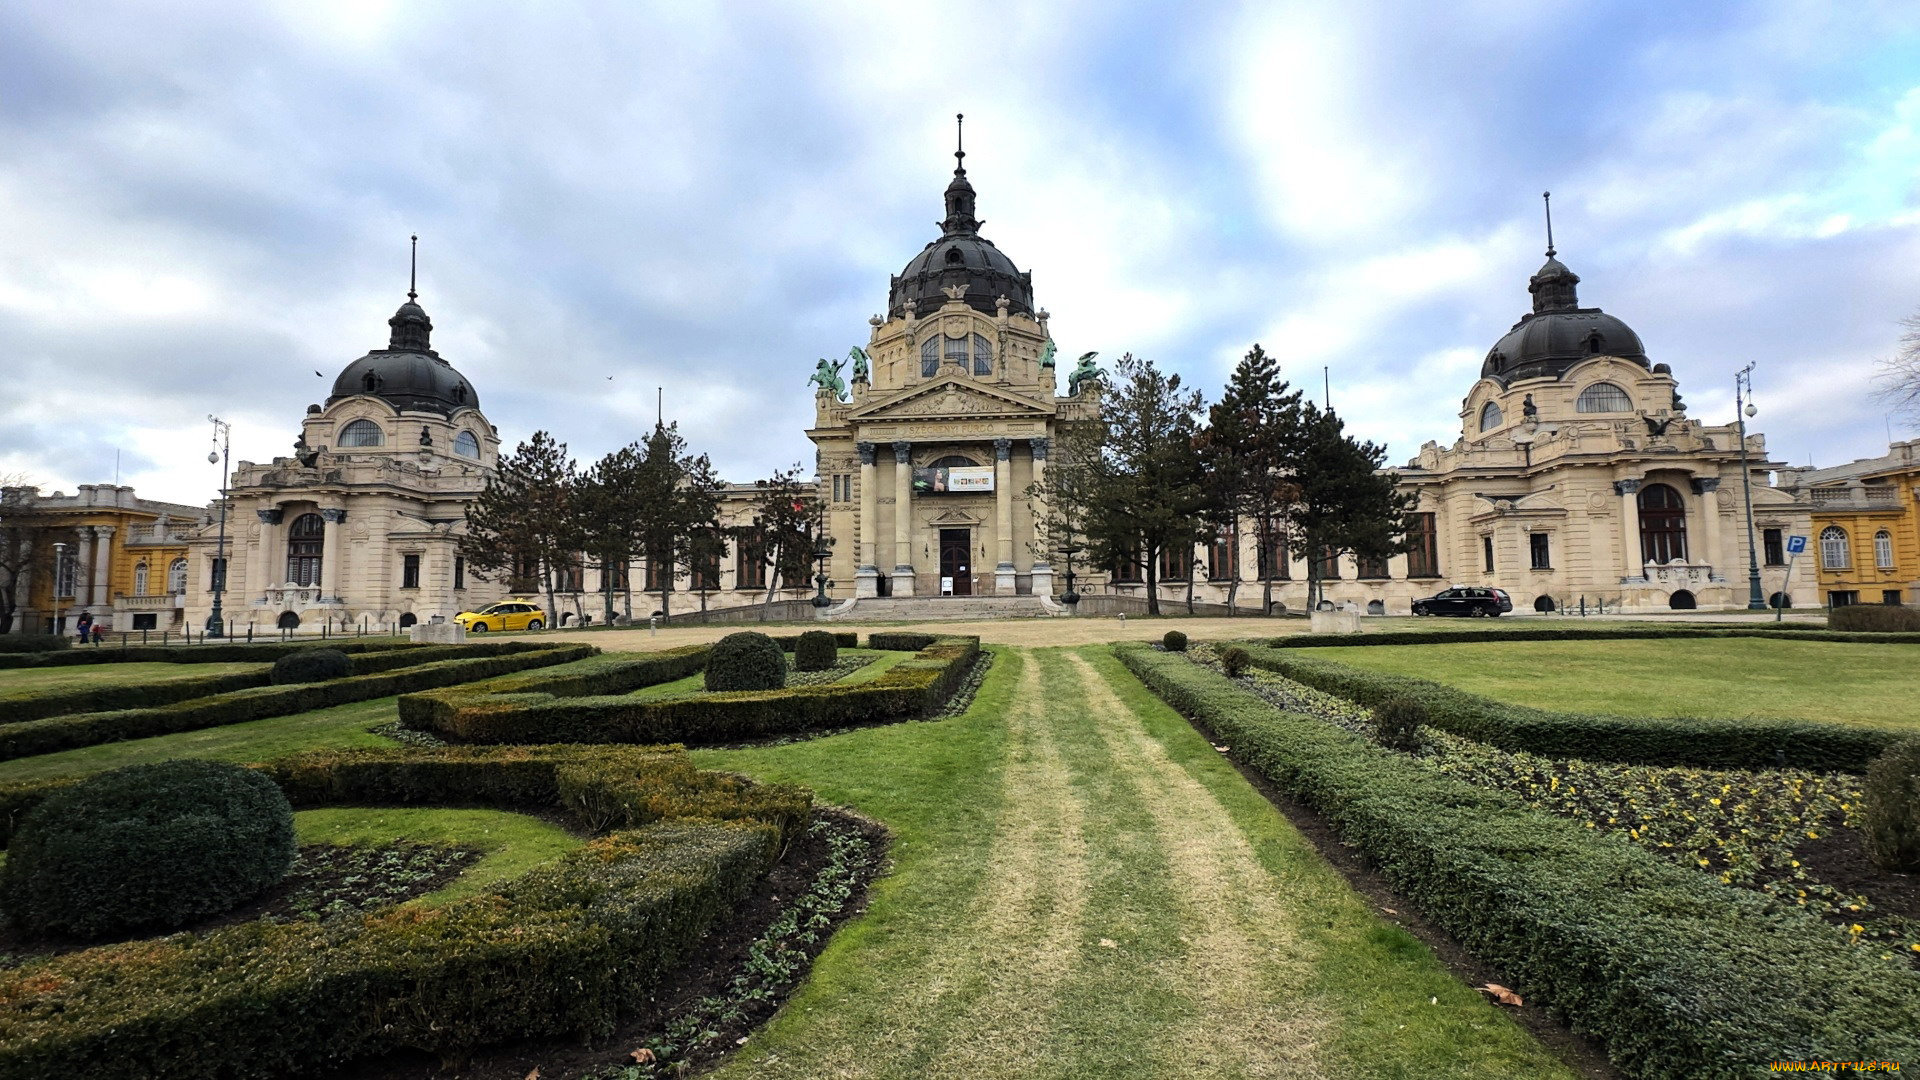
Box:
[1781,439,1920,607]
[4,484,207,636]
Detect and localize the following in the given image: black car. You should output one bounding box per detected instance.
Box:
[1411,587,1512,617]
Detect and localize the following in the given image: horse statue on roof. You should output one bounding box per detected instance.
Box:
[847,346,871,384]
[808,357,847,400]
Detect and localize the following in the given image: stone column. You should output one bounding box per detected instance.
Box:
[318,508,347,604]
[1692,477,1723,580]
[993,438,1016,594]
[891,441,916,596]
[253,508,281,601]
[73,529,94,611]
[1615,478,1645,582]
[90,525,115,611]
[1028,438,1053,597]
[855,442,879,598]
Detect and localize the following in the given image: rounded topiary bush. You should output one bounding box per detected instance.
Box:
[793,629,838,672]
[1372,696,1429,752]
[1863,736,1920,872]
[1219,645,1251,678]
[270,646,353,685]
[1162,630,1188,652]
[704,631,788,692]
[0,760,296,939]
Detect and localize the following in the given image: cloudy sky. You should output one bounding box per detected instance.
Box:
[4,1,1919,506]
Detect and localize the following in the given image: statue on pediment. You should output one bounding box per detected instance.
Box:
[809,357,847,400]
[1066,351,1103,397]
[848,346,871,384]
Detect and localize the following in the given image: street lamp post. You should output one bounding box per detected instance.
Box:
[206,415,232,637]
[810,531,836,608]
[1734,365,1765,610]
[1058,543,1082,607]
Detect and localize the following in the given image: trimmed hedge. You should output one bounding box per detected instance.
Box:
[867,632,938,652]
[0,744,809,1080]
[1116,643,1920,1075]
[2,668,273,725]
[2,760,296,939]
[1237,644,1905,772]
[0,644,597,764]
[403,637,981,747]
[0,639,417,671]
[0,636,69,654]
[1161,630,1187,652]
[270,647,352,685]
[1829,605,1920,633]
[1262,625,1920,648]
[770,631,858,652]
[705,632,787,692]
[1863,737,1920,872]
[793,630,838,672]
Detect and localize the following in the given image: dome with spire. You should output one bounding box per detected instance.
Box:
[888,115,1035,320]
[1480,196,1648,383]
[328,243,480,416]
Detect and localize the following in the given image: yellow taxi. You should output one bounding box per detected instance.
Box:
[453,600,547,633]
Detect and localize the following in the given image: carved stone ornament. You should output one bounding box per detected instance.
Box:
[319,508,348,524]
[856,442,877,466]
[994,438,1012,461]
[1613,478,1642,496]
[257,508,284,525]
[1030,437,1050,460]
[893,441,912,464]
[1689,477,1721,495]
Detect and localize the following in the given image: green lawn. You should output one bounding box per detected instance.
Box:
[693,646,1574,1079]
[293,807,584,905]
[0,661,268,696]
[1311,638,1920,728]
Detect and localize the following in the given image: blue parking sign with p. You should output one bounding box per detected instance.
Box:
[1786,535,1808,555]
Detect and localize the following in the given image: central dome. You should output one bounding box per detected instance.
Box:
[888,119,1034,320]
[1480,252,1648,383]
[328,294,480,416]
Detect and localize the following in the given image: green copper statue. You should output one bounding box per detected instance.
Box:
[809,357,847,400]
[848,345,871,384]
[1040,339,1058,371]
[1066,351,1102,397]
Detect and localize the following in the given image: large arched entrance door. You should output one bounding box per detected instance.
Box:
[939,529,972,596]
[1638,483,1688,564]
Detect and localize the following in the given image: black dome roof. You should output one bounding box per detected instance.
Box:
[327,296,479,416]
[1480,253,1649,383]
[888,125,1034,320]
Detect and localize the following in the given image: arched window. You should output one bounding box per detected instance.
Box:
[339,419,384,447]
[1637,483,1688,564]
[167,558,188,594]
[1875,530,1895,569]
[972,333,992,376]
[133,561,148,596]
[944,333,970,369]
[929,454,979,468]
[277,610,301,629]
[287,513,325,585]
[920,337,939,377]
[1819,526,1850,570]
[1669,589,1697,610]
[1576,382,1633,413]
[1479,401,1503,431]
[453,430,480,459]
[399,612,418,628]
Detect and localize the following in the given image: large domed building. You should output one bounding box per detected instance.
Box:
[184,269,508,634]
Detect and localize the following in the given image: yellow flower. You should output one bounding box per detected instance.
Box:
[1697,857,1710,866]
[1710,798,1721,806]
[1909,944,1920,953]
[1807,831,1819,840]
[1850,924,1865,935]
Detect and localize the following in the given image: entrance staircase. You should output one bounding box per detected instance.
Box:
[829,595,1055,621]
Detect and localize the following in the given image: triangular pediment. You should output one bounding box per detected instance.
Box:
[849,376,1052,422]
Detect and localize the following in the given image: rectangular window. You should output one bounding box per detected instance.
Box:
[1763,529,1785,566]
[1208,533,1236,581]
[1315,547,1342,580]
[1482,535,1495,573]
[645,554,668,592]
[736,538,767,591]
[1529,532,1551,570]
[210,557,227,592]
[453,556,466,590]
[1405,513,1439,578]
[1255,531,1291,580]
[1884,590,1904,606]
[944,335,969,368]
[1159,545,1191,581]
[559,557,584,593]
[1830,590,1858,607]
[401,554,420,589]
[1113,542,1143,583]
[690,546,723,591]
[1355,554,1389,579]
[131,613,157,631]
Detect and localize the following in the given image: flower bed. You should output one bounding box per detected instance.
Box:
[1118,642,1920,1076]
[0,744,811,1080]
[399,637,981,747]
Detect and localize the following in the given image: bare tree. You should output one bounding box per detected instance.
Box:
[0,479,56,635]
[1874,314,1920,425]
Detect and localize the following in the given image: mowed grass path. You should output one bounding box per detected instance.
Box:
[1312,638,1920,728]
[0,660,266,696]
[697,647,1573,1079]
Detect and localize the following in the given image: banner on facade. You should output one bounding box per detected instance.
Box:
[913,466,995,494]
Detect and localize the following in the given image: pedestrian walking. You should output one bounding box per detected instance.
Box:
[75,612,93,643]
